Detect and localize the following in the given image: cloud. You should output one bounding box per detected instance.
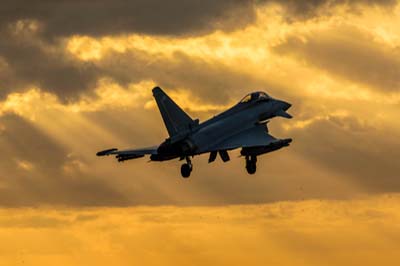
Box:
[0,195,400,265]
[0,214,70,228]
[0,1,259,101]
[0,24,100,100]
[1,0,395,40]
[0,0,256,38]
[273,26,400,92]
[0,0,397,99]
[94,50,274,104]
[0,102,357,206]
[266,0,397,19]
[0,22,274,102]
[0,1,399,207]
[0,114,129,207]
[288,113,400,192]
[1,1,398,102]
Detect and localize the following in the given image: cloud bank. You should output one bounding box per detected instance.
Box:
[0,1,399,206]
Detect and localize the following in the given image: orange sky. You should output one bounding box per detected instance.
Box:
[0,0,400,265]
[1,195,400,266]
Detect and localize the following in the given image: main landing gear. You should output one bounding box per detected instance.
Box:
[181,157,193,178]
[246,155,257,175]
[180,155,257,177]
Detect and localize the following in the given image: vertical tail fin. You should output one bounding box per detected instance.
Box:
[152,87,196,137]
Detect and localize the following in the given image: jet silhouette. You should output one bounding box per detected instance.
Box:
[97,87,293,178]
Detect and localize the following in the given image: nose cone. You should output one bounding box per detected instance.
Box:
[274,100,293,119]
[279,100,292,111]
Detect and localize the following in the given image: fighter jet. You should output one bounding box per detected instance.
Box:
[97,87,293,178]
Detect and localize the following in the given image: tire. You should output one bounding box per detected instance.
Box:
[181,163,192,178]
[246,162,257,175]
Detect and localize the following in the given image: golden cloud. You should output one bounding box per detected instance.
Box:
[0,1,399,207]
[0,79,229,121]
[1,194,400,265]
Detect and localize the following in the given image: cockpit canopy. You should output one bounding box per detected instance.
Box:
[240,91,272,104]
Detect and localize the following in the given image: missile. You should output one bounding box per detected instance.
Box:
[117,154,144,162]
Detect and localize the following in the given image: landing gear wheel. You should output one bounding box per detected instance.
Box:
[181,157,193,178]
[181,163,192,178]
[246,156,257,175]
[246,162,257,174]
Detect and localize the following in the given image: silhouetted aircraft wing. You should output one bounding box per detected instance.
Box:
[96,146,158,162]
[206,125,277,152]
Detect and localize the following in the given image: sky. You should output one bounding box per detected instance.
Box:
[0,0,400,265]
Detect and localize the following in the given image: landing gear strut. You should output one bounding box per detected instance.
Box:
[246,155,257,175]
[181,157,193,178]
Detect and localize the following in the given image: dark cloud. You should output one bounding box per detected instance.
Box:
[0,114,67,171]
[0,0,255,38]
[0,27,99,100]
[0,0,397,100]
[267,0,397,19]
[0,109,353,207]
[274,26,400,91]
[96,50,276,104]
[0,25,276,102]
[289,115,400,192]
[0,107,398,207]
[0,1,258,100]
[0,1,399,207]
[1,0,395,39]
[0,115,128,207]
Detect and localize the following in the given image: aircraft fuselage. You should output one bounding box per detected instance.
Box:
[98,88,292,177]
[151,96,291,161]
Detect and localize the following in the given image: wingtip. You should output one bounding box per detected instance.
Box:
[96,148,118,156]
[282,138,293,145]
[152,86,162,95]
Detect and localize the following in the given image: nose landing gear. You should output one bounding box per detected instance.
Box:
[181,157,193,178]
[245,155,257,175]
